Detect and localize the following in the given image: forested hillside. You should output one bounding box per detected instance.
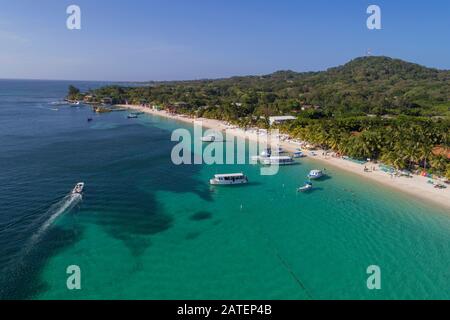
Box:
[76,56,450,118]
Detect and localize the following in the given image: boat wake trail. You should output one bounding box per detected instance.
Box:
[0,193,82,297]
[26,193,82,251]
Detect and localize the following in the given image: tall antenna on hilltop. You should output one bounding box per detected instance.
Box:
[366,48,372,57]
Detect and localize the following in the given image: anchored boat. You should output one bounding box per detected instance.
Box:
[210,173,248,185]
[201,134,216,142]
[274,146,285,154]
[307,170,324,180]
[297,182,313,192]
[293,149,306,158]
[261,156,294,166]
[260,148,271,157]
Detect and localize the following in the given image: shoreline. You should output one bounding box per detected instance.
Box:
[118,104,450,210]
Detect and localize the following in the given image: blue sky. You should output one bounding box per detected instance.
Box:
[0,0,449,81]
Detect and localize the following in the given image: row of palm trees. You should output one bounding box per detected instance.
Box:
[282,118,450,178]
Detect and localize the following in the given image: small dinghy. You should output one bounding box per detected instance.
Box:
[201,134,217,142]
[297,182,313,192]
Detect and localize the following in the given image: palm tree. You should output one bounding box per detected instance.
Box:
[429,155,448,175]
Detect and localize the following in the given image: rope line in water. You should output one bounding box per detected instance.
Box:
[274,252,313,300]
[243,204,314,299]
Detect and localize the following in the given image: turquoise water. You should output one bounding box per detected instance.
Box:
[1,80,450,299]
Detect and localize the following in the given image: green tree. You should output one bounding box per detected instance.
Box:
[67,85,80,100]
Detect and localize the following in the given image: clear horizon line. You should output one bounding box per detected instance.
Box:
[1,55,447,84]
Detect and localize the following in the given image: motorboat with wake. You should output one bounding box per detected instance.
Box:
[72,182,85,195]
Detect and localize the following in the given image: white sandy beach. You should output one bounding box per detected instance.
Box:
[118,104,450,210]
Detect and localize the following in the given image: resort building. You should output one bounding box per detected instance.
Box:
[83,95,97,103]
[101,97,113,105]
[269,115,297,126]
[301,105,321,111]
[174,102,190,108]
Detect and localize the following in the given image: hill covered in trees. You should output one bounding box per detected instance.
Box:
[73,56,450,119]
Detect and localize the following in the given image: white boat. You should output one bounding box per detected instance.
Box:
[210,173,248,185]
[50,101,69,106]
[201,135,216,142]
[72,182,84,194]
[262,156,294,166]
[127,114,138,119]
[260,148,271,157]
[293,150,306,158]
[307,170,324,179]
[273,147,285,154]
[251,148,272,162]
[297,182,313,192]
[69,101,81,106]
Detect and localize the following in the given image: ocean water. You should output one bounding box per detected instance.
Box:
[0,79,449,300]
